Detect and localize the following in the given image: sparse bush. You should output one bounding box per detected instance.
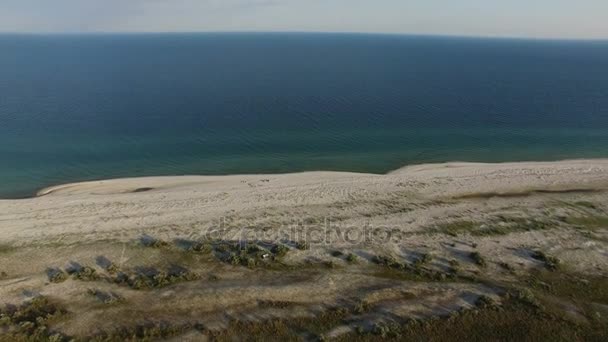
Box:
[510,289,543,309]
[87,289,124,305]
[271,244,289,257]
[296,241,310,250]
[72,266,99,281]
[331,250,343,257]
[188,241,213,254]
[129,274,151,290]
[499,262,516,272]
[113,272,129,285]
[227,253,242,266]
[246,244,262,254]
[372,323,390,337]
[475,295,497,308]
[353,301,369,314]
[531,250,560,271]
[125,266,200,290]
[470,252,487,267]
[90,321,192,341]
[346,253,358,263]
[373,255,405,269]
[575,201,597,209]
[47,268,68,283]
[447,259,460,275]
[414,253,433,267]
[140,235,170,248]
[105,263,119,274]
[243,256,257,268]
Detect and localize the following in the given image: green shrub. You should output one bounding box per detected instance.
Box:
[296,241,310,250]
[475,295,497,308]
[126,266,200,290]
[271,244,289,257]
[72,266,99,281]
[46,268,68,283]
[346,253,358,263]
[470,252,487,267]
[373,255,405,269]
[188,241,212,253]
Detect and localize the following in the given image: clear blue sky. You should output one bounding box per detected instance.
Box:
[1,0,606,39]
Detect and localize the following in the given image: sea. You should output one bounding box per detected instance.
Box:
[1,33,607,198]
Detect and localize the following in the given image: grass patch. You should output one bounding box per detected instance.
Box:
[527,270,608,305]
[431,217,554,237]
[209,307,350,341]
[90,321,194,341]
[372,255,454,282]
[432,220,478,237]
[344,292,606,341]
[0,244,15,254]
[210,288,607,341]
[574,201,599,210]
[564,215,608,230]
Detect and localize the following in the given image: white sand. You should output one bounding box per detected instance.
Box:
[1,159,607,245]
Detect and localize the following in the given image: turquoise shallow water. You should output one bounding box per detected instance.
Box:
[1,33,608,198]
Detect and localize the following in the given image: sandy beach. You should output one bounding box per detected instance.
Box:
[1,159,608,339]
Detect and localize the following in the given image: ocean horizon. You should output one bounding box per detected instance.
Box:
[1,32,608,198]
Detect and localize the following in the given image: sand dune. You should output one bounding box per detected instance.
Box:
[1,159,606,244]
[1,159,607,340]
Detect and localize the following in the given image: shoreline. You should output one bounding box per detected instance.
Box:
[31,158,608,198]
[1,157,605,244]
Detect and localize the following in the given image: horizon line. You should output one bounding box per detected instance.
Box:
[0,31,607,43]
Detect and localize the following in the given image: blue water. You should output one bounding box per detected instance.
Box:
[1,33,608,198]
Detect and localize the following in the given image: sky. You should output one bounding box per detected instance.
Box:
[0,0,606,39]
